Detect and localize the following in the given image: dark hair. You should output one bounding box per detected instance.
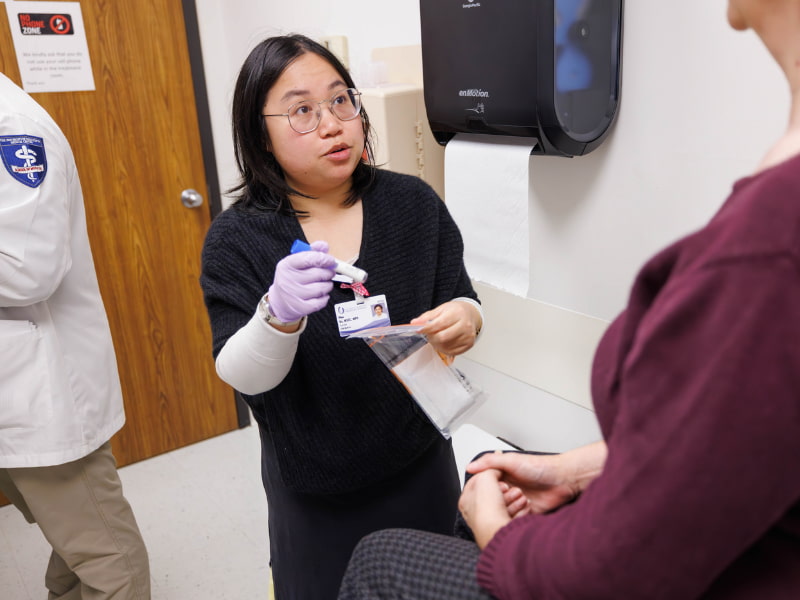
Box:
[228,33,376,214]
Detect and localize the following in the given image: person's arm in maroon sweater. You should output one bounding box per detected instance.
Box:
[473,260,800,599]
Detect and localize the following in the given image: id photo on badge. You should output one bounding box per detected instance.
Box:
[369,301,390,327]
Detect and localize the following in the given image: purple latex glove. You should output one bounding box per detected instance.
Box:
[266,240,336,323]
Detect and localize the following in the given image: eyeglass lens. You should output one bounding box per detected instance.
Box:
[288,88,361,133]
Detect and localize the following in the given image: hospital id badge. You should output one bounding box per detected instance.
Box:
[335,294,391,337]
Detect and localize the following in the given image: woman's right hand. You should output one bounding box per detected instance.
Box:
[267,240,336,323]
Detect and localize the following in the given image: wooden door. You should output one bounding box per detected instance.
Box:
[0,0,240,481]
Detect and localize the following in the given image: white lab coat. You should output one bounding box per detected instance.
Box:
[0,73,125,468]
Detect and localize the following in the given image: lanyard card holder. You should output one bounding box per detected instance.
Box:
[348,325,487,438]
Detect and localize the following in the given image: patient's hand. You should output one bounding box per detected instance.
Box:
[459,468,513,548]
[501,482,531,518]
[467,441,607,515]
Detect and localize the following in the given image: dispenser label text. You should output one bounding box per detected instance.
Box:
[459,88,490,98]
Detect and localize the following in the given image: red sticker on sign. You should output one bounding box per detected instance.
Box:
[17,13,74,36]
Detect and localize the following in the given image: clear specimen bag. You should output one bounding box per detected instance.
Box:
[348,325,487,438]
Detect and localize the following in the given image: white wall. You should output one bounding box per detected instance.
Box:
[193,1,790,451]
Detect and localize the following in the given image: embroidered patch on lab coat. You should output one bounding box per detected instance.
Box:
[0,135,47,188]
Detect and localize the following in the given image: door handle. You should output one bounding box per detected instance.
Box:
[181,188,204,208]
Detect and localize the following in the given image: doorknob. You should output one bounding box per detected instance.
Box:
[181,188,204,208]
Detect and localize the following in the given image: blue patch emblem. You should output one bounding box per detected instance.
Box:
[0,135,47,188]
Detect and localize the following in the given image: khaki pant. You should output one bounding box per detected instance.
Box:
[0,442,150,599]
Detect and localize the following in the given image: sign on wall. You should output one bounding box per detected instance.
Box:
[4,2,95,92]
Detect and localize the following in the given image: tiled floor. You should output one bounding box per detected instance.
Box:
[0,422,271,600]
[0,422,504,599]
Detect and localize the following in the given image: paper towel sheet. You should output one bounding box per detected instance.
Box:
[444,133,534,297]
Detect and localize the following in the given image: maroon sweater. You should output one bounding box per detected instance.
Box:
[477,154,800,599]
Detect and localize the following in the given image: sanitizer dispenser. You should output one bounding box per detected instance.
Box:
[419,0,624,157]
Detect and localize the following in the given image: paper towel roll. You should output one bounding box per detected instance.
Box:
[444,133,535,297]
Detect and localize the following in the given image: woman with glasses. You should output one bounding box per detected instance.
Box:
[199,34,483,599]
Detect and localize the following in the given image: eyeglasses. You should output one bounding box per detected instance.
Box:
[262,87,362,134]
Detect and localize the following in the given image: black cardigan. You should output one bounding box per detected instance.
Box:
[200,169,479,494]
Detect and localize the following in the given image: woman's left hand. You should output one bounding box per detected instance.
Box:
[459,468,513,549]
[410,300,481,357]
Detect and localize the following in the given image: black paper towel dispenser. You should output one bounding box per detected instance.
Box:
[420,0,623,157]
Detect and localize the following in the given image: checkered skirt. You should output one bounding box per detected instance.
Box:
[338,528,495,599]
